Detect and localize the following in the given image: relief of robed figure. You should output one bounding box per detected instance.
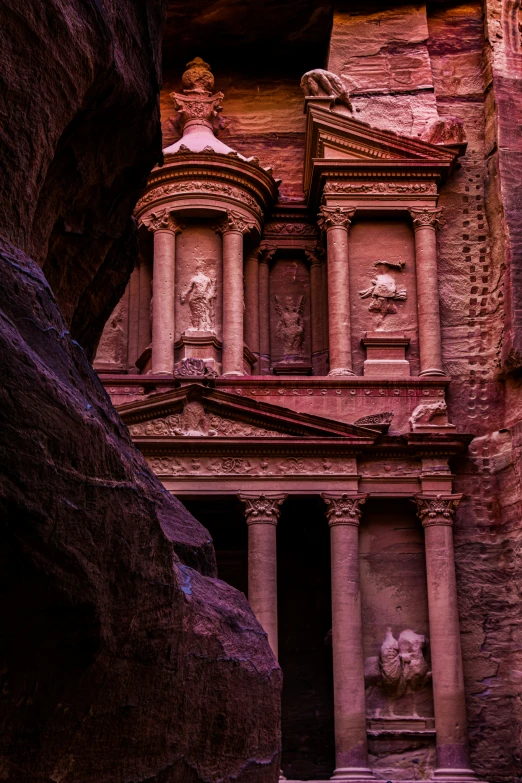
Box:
[180,259,216,331]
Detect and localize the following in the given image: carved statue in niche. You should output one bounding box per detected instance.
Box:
[274,295,305,358]
[300,68,353,110]
[365,627,431,718]
[180,259,216,331]
[359,261,407,319]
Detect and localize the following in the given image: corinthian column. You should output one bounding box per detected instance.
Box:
[414,494,477,781]
[142,209,182,376]
[322,493,375,782]
[318,207,356,376]
[240,493,286,658]
[218,211,254,377]
[409,209,445,376]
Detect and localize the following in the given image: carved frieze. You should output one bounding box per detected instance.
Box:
[264,222,318,237]
[136,182,263,218]
[324,182,437,195]
[146,455,358,477]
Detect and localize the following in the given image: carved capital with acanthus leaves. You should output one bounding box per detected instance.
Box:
[141,209,183,234]
[408,208,444,231]
[318,205,356,231]
[413,494,462,527]
[322,493,367,527]
[216,210,255,236]
[240,494,287,526]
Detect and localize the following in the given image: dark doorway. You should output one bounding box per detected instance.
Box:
[278,495,335,780]
[181,495,248,596]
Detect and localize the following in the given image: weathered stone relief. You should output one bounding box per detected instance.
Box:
[136,182,263,218]
[130,402,286,438]
[180,259,217,331]
[358,459,421,477]
[323,181,437,195]
[264,222,318,237]
[359,261,407,317]
[274,295,305,357]
[300,68,353,110]
[354,412,394,427]
[409,400,447,427]
[174,358,217,378]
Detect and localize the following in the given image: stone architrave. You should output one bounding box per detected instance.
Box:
[217,211,254,377]
[318,206,356,376]
[142,209,182,375]
[322,493,376,782]
[240,494,286,658]
[409,208,445,377]
[413,494,479,782]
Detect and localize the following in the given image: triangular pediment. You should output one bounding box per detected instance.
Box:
[304,104,460,201]
[117,383,379,442]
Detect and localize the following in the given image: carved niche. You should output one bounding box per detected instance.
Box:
[175,224,222,340]
[269,255,311,369]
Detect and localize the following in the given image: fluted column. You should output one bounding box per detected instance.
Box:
[414,495,477,781]
[142,209,182,376]
[322,493,375,782]
[409,208,445,376]
[138,257,152,357]
[240,493,286,658]
[319,207,356,376]
[244,248,260,368]
[259,249,274,374]
[218,211,254,377]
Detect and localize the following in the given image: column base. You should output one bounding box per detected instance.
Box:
[419,368,446,377]
[433,769,481,782]
[328,368,355,377]
[221,371,244,377]
[331,767,379,781]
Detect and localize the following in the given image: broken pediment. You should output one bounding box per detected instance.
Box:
[117,383,379,441]
[303,103,462,205]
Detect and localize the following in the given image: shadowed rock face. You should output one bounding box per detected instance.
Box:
[0,1,281,780]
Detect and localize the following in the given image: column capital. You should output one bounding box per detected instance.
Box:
[141,208,183,234]
[322,493,367,527]
[240,494,286,525]
[408,207,444,231]
[305,245,326,266]
[216,210,255,236]
[413,493,462,527]
[318,205,356,231]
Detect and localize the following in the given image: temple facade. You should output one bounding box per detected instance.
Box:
[95,55,481,783]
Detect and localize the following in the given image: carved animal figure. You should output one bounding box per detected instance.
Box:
[409,400,447,427]
[180,260,216,331]
[300,68,353,110]
[274,295,305,356]
[359,261,407,316]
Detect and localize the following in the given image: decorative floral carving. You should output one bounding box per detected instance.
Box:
[274,295,305,358]
[141,208,182,233]
[129,402,286,438]
[408,208,444,230]
[174,358,217,379]
[148,457,186,475]
[413,494,461,527]
[322,494,367,526]
[264,223,318,237]
[354,412,394,426]
[211,458,255,474]
[240,494,286,525]
[216,210,255,235]
[409,400,447,427]
[318,205,356,230]
[324,181,437,195]
[300,68,352,110]
[359,261,407,317]
[136,182,262,218]
[180,260,216,331]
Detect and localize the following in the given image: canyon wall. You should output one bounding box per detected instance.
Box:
[0,2,281,781]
